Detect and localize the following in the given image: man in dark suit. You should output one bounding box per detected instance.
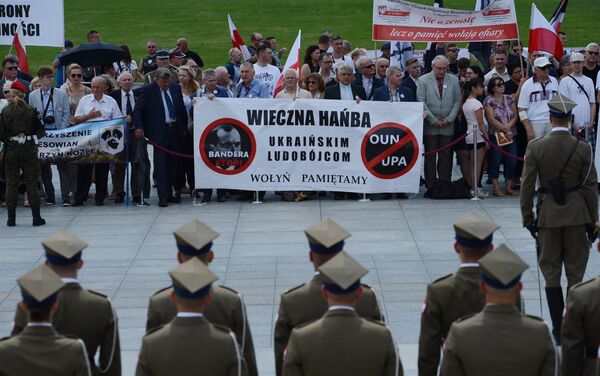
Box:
[0,54,30,100]
[108,72,150,205]
[373,66,415,102]
[353,56,385,100]
[134,68,187,207]
[401,57,421,99]
[324,62,366,200]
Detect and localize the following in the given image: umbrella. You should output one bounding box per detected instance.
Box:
[59,42,125,68]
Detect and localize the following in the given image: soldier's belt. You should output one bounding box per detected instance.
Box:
[8,134,37,145]
[539,186,580,194]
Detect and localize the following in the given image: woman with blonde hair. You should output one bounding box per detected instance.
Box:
[60,64,92,123]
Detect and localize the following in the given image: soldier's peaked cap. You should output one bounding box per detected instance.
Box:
[173,220,219,255]
[169,257,218,299]
[548,94,577,118]
[42,230,88,265]
[17,265,65,307]
[479,244,529,289]
[318,251,368,293]
[304,218,351,254]
[454,212,499,247]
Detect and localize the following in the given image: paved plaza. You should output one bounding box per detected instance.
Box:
[1,186,599,375]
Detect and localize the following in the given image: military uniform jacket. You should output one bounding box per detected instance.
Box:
[146,284,258,376]
[440,305,557,376]
[283,308,402,376]
[0,325,91,376]
[12,283,120,376]
[274,273,383,376]
[136,316,247,376]
[521,130,598,228]
[0,104,45,143]
[562,277,600,376]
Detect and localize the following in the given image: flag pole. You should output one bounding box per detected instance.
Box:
[7,25,21,56]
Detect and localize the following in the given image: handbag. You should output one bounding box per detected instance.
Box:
[494,95,513,146]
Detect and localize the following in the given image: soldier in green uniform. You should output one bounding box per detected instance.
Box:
[283,251,402,376]
[418,212,502,376]
[0,81,46,226]
[561,222,600,376]
[274,218,383,376]
[143,49,178,84]
[0,265,91,376]
[145,219,258,376]
[521,94,598,344]
[440,244,557,376]
[11,230,121,376]
[136,258,247,376]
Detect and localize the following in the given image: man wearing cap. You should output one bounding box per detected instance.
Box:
[559,52,597,146]
[137,258,247,375]
[560,223,600,376]
[283,251,402,376]
[521,94,598,345]
[440,245,557,375]
[274,218,382,376]
[518,56,560,141]
[11,230,121,375]
[145,220,258,376]
[0,265,91,375]
[418,212,514,376]
[143,49,177,84]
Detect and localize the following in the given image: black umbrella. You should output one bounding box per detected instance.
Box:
[59,42,125,68]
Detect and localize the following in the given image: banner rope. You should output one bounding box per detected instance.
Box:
[480,133,525,162]
[144,137,195,159]
[421,131,470,157]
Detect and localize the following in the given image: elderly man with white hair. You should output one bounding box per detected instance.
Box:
[417,55,461,192]
[353,56,385,100]
[214,66,234,97]
[275,69,311,99]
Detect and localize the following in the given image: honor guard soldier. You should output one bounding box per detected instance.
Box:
[11,230,121,375]
[274,218,383,376]
[520,94,598,344]
[143,49,178,84]
[0,265,91,376]
[440,244,557,376]
[137,258,247,375]
[283,251,402,376]
[419,212,503,376]
[145,220,258,376]
[561,222,600,376]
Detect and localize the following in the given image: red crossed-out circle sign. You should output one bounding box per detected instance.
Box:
[199,118,256,175]
[361,122,419,179]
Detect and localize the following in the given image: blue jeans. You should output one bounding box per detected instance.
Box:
[487,134,517,180]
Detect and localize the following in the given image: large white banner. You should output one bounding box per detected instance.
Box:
[373,0,518,42]
[194,98,423,193]
[0,0,64,47]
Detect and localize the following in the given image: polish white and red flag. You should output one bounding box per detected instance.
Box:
[227,14,251,61]
[273,30,301,98]
[11,28,29,74]
[549,0,568,32]
[528,3,563,59]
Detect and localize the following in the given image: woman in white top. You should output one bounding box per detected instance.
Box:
[461,78,488,197]
[275,69,312,99]
[114,45,138,80]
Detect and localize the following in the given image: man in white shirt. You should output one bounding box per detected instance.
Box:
[484,51,510,86]
[559,52,596,146]
[72,76,122,206]
[253,45,281,98]
[331,36,355,73]
[517,56,560,141]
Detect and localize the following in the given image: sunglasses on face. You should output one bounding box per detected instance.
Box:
[308,81,317,84]
[494,82,505,87]
[448,49,459,53]
[538,66,550,70]
[148,45,156,48]
[5,66,18,71]
[71,74,82,78]
[3,90,9,94]
[587,51,600,55]
[362,64,374,69]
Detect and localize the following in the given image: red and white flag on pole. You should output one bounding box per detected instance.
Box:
[528,4,563,59]
[549,0,568,32]
[227,15,251,61]
[11,27,29,74]
[273,30,301,98]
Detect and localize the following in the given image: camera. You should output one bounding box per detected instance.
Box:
[43,115,55,125]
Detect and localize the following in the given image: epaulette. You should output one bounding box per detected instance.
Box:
[524,314,544,322]
[212,323,234,334]
[218,285,240,295]
[431,274,453,284]
[151,286,171,297]
[283,283,306,295]
[0,336,10,342]
[87,289,108,299]
[570,278,596,290]
[145,324,164,336]
[360,282,373,289]
[454,312,477,323]
[64,334,81,340]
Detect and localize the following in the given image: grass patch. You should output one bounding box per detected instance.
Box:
[12,0,600,76]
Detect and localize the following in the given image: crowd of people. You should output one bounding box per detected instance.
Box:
[1,30,600,220]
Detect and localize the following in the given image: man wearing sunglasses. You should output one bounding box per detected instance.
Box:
[517,56,560,141]
[0,55,30,100]
[484,51,510,86]
[353,56,384,100]
[582,42,600,86]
